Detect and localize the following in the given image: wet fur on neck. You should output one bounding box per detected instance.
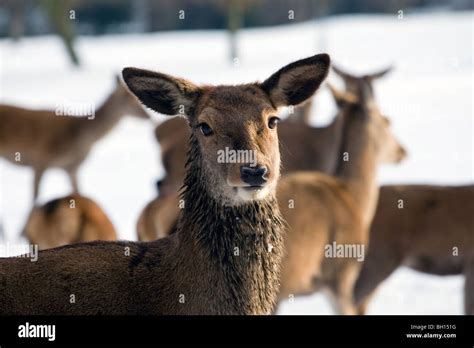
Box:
[177,132,285,313]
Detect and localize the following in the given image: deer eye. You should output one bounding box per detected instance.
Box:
[199,123,214,136]
[268,116,280,130]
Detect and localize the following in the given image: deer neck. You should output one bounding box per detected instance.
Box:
[335,111,380,227]
[177,134,285,314]
[84,91,125,139]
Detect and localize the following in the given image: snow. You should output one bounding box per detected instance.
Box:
[0,11,472,314]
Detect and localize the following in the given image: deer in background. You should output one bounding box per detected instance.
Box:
[331,66,474,315]
[138,65,393,241]
[332,65,392,100]
[354,184,474,314]
[137,191,180,241]
[0,76,149,202]
[276,84,406,314]
[0,54,330,314]
[23,194,117,250]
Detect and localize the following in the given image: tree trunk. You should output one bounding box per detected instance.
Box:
[227,0,243,63]
[45,0,80,66]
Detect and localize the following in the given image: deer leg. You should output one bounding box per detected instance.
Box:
[67,166,80,193]
[328,262,361,315]
[464,259,474,315]
[356,292,376,315]
[33,168,45,202]
[353,249,401,314]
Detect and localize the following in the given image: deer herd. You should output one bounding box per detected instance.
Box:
[0,53,472,315]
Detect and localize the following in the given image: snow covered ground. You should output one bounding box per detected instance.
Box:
[0,10,472,314]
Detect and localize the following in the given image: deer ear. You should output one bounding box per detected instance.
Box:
[122,67,201,116]
[260,54,330,107]
[327,83,358,107]
[332,64,357,82]
[365,66,393,81]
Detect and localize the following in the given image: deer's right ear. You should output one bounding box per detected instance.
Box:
[365,66,393,81]
[122,67,201,116]
[260,53,330,108]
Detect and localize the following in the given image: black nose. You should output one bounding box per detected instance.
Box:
[240,166,268,186]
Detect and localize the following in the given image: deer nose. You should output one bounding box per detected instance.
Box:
[240,166,268,186]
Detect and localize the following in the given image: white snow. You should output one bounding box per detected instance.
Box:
[0,11,472,314]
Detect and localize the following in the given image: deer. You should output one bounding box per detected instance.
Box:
[0,54,330,315]
[23,194,117,250]
[354,184,474,315]
[0,76,149,202]
[137,65,393,241]
[137,190,180,241]
[275,83,407,315]
[332,65,392,101]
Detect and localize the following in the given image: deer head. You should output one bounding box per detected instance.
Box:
[332,64,392,101]
[328,83,407,165]
[123,54,330,205]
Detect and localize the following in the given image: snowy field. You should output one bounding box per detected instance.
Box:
[0,11,472,314]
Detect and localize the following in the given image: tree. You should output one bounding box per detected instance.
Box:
[44,0,80,66]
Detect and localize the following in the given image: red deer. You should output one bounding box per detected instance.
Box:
[0,54,330,314]
[0,77,149,202]
[354,184,474,314]
[276,84,406,314]
[23,194,117,250]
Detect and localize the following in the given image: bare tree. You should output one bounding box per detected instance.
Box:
[227,0,244,62]
[4,0,27,41]
[44,0,80,66]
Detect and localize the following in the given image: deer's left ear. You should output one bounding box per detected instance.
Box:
[122,67,201,116]
[260,53,330,107]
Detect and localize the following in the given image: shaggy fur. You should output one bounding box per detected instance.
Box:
[0,131,284,315]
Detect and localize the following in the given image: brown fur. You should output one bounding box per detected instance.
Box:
[0,54,330,314]
[137,192,180,241]
[24,194,117,250]
[0,77,149,202]
[354,184,474,314]
[332,64,392,100]
[276,84,406,315]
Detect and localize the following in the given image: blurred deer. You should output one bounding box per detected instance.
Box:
[332,64,392,101]
[354,184,474,314]
[276,84,406,314]
[23,194,117,250]
[332,66,474,314]
[0,76,149,202]
[137,190,180,241]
